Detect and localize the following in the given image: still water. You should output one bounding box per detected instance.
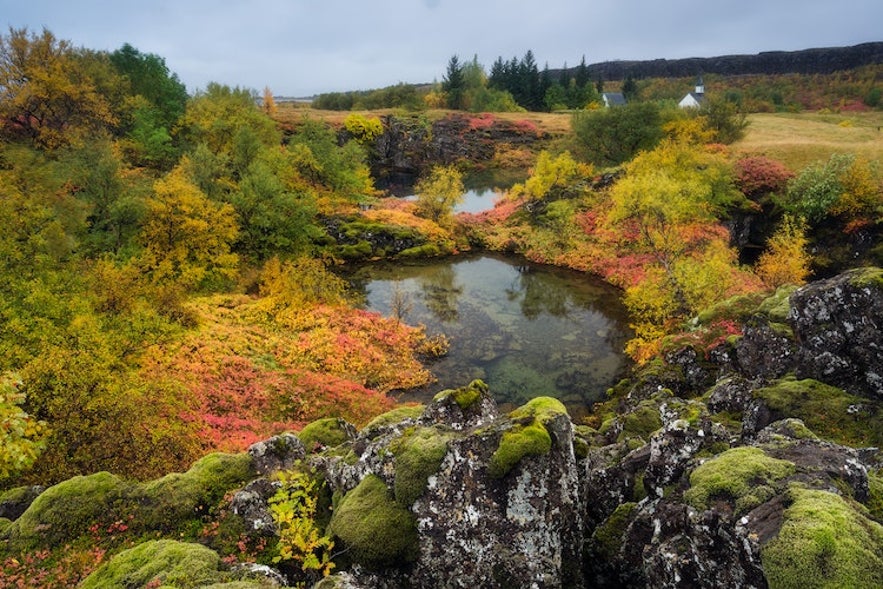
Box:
[347,254,633,417]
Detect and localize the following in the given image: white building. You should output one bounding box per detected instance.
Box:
[678,76,706,108]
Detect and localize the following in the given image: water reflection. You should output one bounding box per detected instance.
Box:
[347,254,633,417]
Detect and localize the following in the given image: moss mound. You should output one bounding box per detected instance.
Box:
[298,417,350,451]
[433,379,489,410]
[80,539,227,588]
[762,487,883,589]
[9,471,128,548]
[489,397,568,479]
[591,502,637,559]
[327,474,418,568]
[685,447,795,514]
[754,377,883,447]
[392,426,451,506]
[361,404,424,435]
[137,452,254,532]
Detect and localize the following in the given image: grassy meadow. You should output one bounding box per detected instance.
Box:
[734,111,883,171]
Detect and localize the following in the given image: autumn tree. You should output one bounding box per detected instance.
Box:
[262,86,277,117]
[414,165,465,228]
[755,214,811,288]
[138,163,239,289]
[0,27,117,148]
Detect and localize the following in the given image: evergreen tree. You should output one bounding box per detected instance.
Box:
[443,55,465,110]
[575,55,589,88]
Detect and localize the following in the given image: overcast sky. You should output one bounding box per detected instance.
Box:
[3,0,881,97]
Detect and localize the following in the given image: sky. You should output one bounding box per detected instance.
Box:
[2,0,881,97]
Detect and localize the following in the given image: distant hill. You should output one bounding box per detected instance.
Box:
[570,42,883,81]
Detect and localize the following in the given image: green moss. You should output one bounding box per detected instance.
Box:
[9,471,128,548]
[79,540,228,589]
[573,436,590,459]
[754,377,883,447]
[618,401,662,443]
[868,470,883,523]
[487,397,567,479]
[391,427,451,506]
[433,379,488,410]
[361,404,424,435]
[848,267,883,290]
[591,502,637,560]
[327,474,418,568]
[762,487,883,589]
[0,517,12,535]
[756,284,799,323]
[398,243,442,258]
[298,418,350,451]
[138,453,254,533]
[685,447,795,514]
[696,291,767,325]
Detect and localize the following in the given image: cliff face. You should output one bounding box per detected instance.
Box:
[4,268,882,588]
[577,41,883,81]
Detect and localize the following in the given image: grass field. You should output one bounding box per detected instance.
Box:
[733,111,883,171]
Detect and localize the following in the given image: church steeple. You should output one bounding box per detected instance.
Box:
[695,75,705,95]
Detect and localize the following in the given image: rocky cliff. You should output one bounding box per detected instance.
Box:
[3,268,882,588]
[575,41,883,81]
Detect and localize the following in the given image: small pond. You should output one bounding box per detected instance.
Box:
[347,254,633,418]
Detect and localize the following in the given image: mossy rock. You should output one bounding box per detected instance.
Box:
[392,426,452,506]
[617,401,663,444]
[137,453,255,533]
[761,486,883,589]
[695,291,768,325]
[754,377,883,447]
[9,471,128,548]
[298,418,351,452]
[756,284,799,324]
[685,447,795,514]
[327,474,418,568]
[848,266,883,290]
[591,502,637,560]
[868,469,883,523]
[80,540,228,588]
[489,397,568,479]
[433,379,488,410]
[398,243,442,258]
[361,404,424,435]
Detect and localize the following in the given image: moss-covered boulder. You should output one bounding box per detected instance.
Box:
[79,539,276,588]
[762,486,883,589]
[391,426,451,506]
[137,453,255,533]
[424,379,497,430]
[685,447,795,514]
[489,396,568,479]
[6,471,128,548]
[298,417,354,452]
[327,474,418,568]
[747,377,883,447]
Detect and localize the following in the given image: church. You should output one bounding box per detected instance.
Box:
[678,76,706,108]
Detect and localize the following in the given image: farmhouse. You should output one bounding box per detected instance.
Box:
[679,76,706,108]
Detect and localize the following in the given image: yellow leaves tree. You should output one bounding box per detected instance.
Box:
[0,373,48,482]
[516,150,593,205]
[262,86,277,117]
[414,165,465,229]
[139,162,239,289]
[756,214,811,288]
[0,27,116,148]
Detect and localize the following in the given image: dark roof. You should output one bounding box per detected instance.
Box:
[602,92,627,106]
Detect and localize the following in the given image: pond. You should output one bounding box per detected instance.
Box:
[346,254,633,419]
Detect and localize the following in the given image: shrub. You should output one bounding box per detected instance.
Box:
[269,470,335,578]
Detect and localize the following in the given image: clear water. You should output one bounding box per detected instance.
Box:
[347,254,633,418]
[402,187,501,214]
